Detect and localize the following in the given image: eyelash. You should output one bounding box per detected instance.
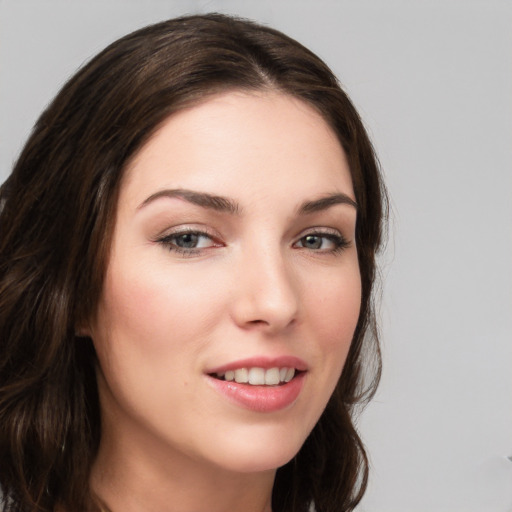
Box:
[156,228,220,257]
[156,228,350,256]
[294,230,350,254]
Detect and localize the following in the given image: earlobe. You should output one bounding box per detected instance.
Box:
[75,320,92,338]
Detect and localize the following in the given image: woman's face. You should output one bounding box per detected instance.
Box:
[88,91,361,475]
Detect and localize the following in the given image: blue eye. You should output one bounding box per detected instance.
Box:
[299,235,328,250]
[294,232,349,253]
[173,232,206,249]
[158,230,217,254]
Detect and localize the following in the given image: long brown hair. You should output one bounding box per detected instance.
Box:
[0,14,387,512]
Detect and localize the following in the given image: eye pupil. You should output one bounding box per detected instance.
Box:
[304,235,322,249]
[177,233,199,248]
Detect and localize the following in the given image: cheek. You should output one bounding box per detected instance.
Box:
[90,259,229,424]
[304,263,362,372]
[309,263,361,331]
[91,256,232,379]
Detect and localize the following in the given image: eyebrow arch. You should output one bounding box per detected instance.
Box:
[298,193,358,214]
[138,188,241,214]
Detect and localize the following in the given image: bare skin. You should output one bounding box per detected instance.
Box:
[87,90,360,512]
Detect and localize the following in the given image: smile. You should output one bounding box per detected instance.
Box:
[206,357,308,412]
[214,367,296,386]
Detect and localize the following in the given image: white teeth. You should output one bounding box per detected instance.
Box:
[265,367,280,385]
[234,368,249,383]
[216,366,298,385]
[248,367,266,385]
[284,368,295,382]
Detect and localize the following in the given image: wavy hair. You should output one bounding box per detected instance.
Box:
[0,14,387,512]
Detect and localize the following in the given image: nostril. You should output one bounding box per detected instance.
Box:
[248,319,269,325]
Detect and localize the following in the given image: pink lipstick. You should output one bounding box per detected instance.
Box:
[206,356,307,413]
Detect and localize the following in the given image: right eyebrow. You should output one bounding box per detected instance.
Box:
[137,188,241,215]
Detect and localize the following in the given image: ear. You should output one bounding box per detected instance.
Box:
[75,318,92,338]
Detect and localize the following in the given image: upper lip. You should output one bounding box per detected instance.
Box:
[206,356,308,375]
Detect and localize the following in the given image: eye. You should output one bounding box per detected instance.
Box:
[157,229,220,255]
[171,232,213,249]
[294,231,349,253]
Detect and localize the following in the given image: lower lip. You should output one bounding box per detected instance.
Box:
[207,373,306,413]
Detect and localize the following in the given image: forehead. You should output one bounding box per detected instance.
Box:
[121,90,354,208]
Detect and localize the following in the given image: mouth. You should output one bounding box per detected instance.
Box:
[209,367,304,386]
[205,356,308,411]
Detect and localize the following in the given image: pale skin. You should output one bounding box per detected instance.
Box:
[86,90,361,512]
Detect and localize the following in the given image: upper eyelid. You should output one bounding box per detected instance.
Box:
[299,227,341,234]
[156,225,218,240]
[154,224,350,243]
[161,230,214,241]
[295,226,346,238]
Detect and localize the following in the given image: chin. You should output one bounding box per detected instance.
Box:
[217,450,298,475]
[201,422,310,474]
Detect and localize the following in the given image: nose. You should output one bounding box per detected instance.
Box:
[230,245,299,334]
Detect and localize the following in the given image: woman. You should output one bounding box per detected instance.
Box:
[0,13,386,512]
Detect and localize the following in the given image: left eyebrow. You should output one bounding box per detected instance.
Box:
[298,193,358,214]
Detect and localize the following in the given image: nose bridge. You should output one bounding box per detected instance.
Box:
[232,238,299,331]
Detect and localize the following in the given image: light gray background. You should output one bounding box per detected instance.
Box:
[1,1,511,511]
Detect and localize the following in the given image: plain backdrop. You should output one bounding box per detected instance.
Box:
[1,1,511,511]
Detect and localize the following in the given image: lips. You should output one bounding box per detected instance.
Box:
[205,356,307,412]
